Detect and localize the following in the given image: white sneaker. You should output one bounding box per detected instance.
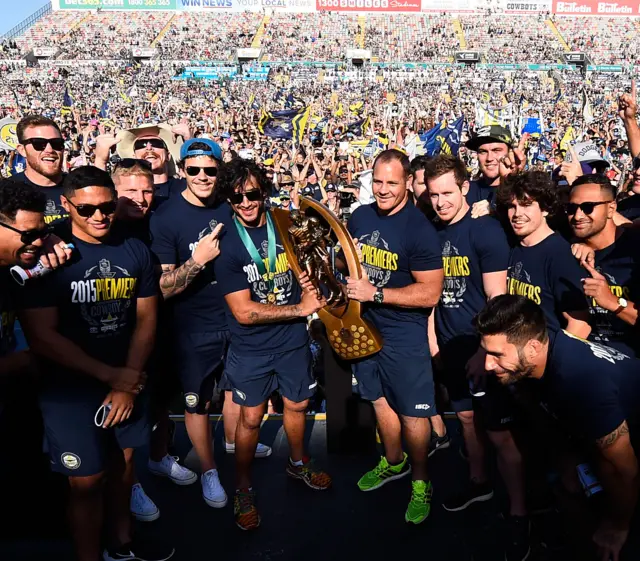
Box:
[225,441,273,459]
[148,455,198,486]
[202,469,227,508]
[130,484,160,522]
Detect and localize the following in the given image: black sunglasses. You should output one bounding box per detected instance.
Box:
[279,182,295,188]
[185,166,218,177]
[0,221,52,244]
[133,138,166,151]
[67,199,118,218]
[565,201,613,215]
[229,190,262,205]
[23,137,64,151]
[115,158,152,171]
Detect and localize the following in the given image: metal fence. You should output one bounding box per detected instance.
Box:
[2,2,52,41]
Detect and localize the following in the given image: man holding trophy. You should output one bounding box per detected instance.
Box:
[346,150,444,525]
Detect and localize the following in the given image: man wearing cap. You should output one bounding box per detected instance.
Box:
[464,126,526,218]
[150,139,271,510]
[95,123,190,208]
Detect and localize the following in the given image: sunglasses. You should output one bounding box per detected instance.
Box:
[565,201,613,215]
[185,166,218,177]
[0,221,52,244]
[115,158,152,170]
[67,199,118,218]
[280,182,295,188]
[23,137,64,151]
[133,138,166,151]
[229,190,262,205]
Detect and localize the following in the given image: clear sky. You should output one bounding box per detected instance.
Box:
[1,0,50,37]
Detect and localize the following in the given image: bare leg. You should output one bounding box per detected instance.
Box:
[236,403,266,489]
[68,472,105,561]
[457,411,487,483]
[222,391,241,446]
[372,397,404,465]
[104,448,132,548]
[487,429,527,516]
[282,397,309,462]
[430,414,447,437]
[400,415,432,481]
[185,407,216,473]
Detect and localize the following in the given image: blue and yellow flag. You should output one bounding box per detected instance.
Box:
[258,107,310,144]
[334,103,344,118]
[349,101,364,115]
[347,116,370,137]
[61,86,74,116]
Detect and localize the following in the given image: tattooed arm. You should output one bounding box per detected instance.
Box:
[224,287,324,325]
[158,259,205,299]
[594,421,639,532]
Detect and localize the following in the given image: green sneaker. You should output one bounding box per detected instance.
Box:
[405,480,433,524]
[357,453,411,492]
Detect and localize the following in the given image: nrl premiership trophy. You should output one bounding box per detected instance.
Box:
[271,197,383,360]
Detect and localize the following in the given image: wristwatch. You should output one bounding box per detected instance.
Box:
[373,288,384,304]
[613,297,628,315]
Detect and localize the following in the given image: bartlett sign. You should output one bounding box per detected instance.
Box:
[553,0,639,14]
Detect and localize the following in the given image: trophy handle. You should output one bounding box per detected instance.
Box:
[271,201,383,361]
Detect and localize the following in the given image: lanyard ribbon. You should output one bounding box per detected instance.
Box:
[234,211,277,293]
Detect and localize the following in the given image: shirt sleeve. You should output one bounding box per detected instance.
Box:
[19,273,60,310]
[548,244,589,313]
[475,218,510,274]
[213,235,250,297]
[133,240,158,299]
[408,214,444,272]
[149,213,178,266]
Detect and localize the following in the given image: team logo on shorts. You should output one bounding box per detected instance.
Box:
[351,375,358,387]
[61,452,81,470]
[234,389,247,401]
[184,393,199,408]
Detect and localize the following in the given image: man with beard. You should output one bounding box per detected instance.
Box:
[20,166,173,561]
[11,115,67,225]
[150,140,272,513]
[567,174,640,357]
[496,172,591,337]
[214,158,331,531]
[96,123,189,208]
[476,294,640,561]
[464,126,526,218]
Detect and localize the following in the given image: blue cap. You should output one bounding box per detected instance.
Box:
[180,138,222,162]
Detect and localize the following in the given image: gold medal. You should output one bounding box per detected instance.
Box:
[267,292,276,304]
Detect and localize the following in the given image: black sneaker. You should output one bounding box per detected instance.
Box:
[442,480,494,512]
[103,538,175,561]
[428,431,451,457]
[505,515,531,561]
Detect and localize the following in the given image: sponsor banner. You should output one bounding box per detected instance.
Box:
[346,48,372,59]
[421,0,478,12]
[33,47,57,57]
[552,0,640,15]
[316,0,421,12]
[57,0,175,9]
[262,0,316,9]
[502,0,551,12]
[132,47,157,57]
[177,0,235,8]
[237,48,261,58]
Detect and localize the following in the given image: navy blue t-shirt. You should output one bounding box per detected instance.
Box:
[348,201,443,347]
[435,213,510,356]
[153,177,186,209]
[507,233,588,331]
[11,172,68,225]
[465,178,495,208]
[589,229,640,357]
[214,216,308,356]
[301,183,323,202]
[149,194,230,334]
[542,330,640,441]
[22,234,157,370]
[616,196,640,221]
[0,270,16,358]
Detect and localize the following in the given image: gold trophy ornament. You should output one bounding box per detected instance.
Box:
[271,197,383,360]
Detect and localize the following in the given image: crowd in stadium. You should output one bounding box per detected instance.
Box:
[2,5,640,561]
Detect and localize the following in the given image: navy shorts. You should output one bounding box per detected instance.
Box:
[225,344,316,407]
[352,343,435,418]
[174,330,229,414]
[39,379,150,478]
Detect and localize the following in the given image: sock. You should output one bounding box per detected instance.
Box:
[290,458,304,467]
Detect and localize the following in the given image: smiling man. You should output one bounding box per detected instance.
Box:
[12,115,68,224]
[476,294,640,561]
[346,149,444,525]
